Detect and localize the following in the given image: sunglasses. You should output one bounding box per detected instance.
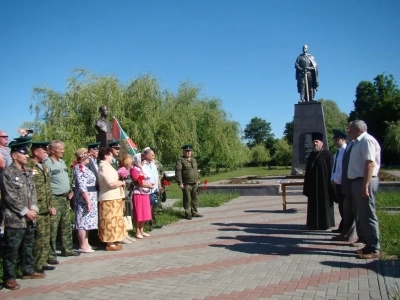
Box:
[112,147,120,150]
[0,136,9,138]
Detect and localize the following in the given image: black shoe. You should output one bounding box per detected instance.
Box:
[47,259,59,265]
[41,265,56,271]
[331,229,341,233]
[192,213,204,218]
[185,215,192,220]
[63,252,80,257]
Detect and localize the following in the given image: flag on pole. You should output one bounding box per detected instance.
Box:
[112,117,138,156]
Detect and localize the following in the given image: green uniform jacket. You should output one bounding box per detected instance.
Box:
[175,157,199,185]
[27,159,54,215]
[0,163,38,228]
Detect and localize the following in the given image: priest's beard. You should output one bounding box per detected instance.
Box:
[313,145,322,152]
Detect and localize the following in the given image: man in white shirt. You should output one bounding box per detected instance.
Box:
[330,129,347,237]
[347,120,381,259]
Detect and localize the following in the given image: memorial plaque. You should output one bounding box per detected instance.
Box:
[299,132,314,163]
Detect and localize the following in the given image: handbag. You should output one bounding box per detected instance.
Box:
[124,216,133,231]
[161,190,167,203]
[149,193,158,206]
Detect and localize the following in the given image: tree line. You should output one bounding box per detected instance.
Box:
[23,70,400,172]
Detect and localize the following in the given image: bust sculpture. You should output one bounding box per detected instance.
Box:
[95,105,112,134]
[295,45,319,103]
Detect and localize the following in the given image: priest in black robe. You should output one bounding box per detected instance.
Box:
[303,132,336,230]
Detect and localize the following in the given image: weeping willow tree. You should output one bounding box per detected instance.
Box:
[23,69,249,170]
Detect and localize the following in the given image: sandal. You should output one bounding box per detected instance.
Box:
[358,251,381,259]
[4,279,20,290]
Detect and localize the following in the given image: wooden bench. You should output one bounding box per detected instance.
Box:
[280,181,306,211]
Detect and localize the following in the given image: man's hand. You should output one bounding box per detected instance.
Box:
[68,191,74,200]
[331,180,336,187]
[179,184,184,189]
[49,207,56,215]
[26,210,37,221]
[361,183,370,198]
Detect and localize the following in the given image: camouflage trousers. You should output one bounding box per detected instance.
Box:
[2,225,35,281]
[34,213,51,270]
[182,183,199,217]
[49,195,73,259]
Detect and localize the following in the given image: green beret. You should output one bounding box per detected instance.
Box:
[332,129,347,139]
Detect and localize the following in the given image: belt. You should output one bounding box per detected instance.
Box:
[54,193,69,197]
[349,176,377,181]
[87,186,98,192]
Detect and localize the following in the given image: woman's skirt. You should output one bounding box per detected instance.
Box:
[132,194,151,222]
[98,199,126,242]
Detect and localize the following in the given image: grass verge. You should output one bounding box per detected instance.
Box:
[173,191,240,208]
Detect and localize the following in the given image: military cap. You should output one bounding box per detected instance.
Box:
[31,141,50,150]
[14,135,33,143]
[87,142,101,150]
[332,129,347,139]
[181,144,193,151]
[108,139,121,147]
[311,132,324,142]
[10,141,31,154]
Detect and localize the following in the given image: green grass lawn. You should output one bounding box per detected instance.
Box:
[376,191,400,259]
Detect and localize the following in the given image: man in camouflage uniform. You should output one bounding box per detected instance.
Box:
[1,141,45,290]
[44,140,79,265]
[175,144,203,220]
[28,142,57,272]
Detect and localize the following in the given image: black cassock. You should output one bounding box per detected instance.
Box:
[303,149,336,230]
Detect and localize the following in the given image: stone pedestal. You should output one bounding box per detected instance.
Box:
[96,132,112,148]
[291,102,329,175]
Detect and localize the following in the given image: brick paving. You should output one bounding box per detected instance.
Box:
[1,195,398,299]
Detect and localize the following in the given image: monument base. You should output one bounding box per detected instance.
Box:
[96,132,113,148]
[291,102,328,175]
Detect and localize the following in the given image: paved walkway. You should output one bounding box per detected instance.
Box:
[2,195,399,300]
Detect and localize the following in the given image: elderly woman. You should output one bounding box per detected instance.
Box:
[119,154,136,244]
[72,148,98,253]
[130,153,153,239]
[98,146,126,251]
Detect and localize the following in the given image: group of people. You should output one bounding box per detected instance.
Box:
[0,130,204,291]
[303,120,382,259]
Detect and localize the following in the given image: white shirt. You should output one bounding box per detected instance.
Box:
[143,161,159,193]
[331,143,347,184]
[348,132,381,179]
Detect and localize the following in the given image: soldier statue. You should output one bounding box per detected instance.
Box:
[295,45,319,103]
[94,105,112,134]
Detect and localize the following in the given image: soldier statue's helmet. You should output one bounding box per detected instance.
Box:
[311,132,323,142]
[107,139,121,148]
[87,142,101,150]
[332,129,347,140]
[31,141,50,150]
[10,141,31,154]
[181,144,193,151]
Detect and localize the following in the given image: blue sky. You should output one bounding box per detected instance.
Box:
[1,1,400,141]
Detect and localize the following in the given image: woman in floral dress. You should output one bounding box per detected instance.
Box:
[73,148,98,253]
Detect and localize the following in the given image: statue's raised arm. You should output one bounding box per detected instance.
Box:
[295,45,319,103]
